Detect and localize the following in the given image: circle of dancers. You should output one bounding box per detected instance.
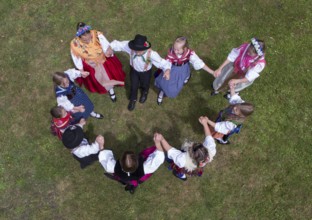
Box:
[50,22,266,194]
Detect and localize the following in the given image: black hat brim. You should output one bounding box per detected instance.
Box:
[62,126,84,149]
[128,40,151,51]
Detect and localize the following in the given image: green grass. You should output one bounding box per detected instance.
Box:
[1,0,311,219]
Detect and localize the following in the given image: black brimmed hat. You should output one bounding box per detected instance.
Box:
[62,125,84,149]
[128,34,151,51]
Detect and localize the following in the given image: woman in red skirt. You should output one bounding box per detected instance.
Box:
[70,22,126,102]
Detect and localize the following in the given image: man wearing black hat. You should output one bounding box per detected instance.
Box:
[111,34,171,111]
[62,125,104,168]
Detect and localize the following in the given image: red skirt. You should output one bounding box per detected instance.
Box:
[75,55,126,94]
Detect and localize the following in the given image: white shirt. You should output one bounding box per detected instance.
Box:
[56,69,81,111]
[71,33,111,70]
[214,94,244,134]
[173,51,205,70]
[227,47,265,82]
[72,138,100,158]
[98,149,165,174]
[167,136,216,168]
[110,40,171,72]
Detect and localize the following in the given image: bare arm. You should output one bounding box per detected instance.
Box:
[198,116,212,136]
[214,59,231,77]
[202,64,215,76]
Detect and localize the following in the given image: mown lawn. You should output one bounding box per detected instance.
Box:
[0,0,311,219]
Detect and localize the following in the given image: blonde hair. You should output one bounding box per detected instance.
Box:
[174,36,189,49]
[181,140,208,167]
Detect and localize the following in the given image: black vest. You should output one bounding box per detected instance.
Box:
[114,156,145,182]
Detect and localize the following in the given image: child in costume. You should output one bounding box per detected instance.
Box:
[159,116,216,181]
[212,38,266,98]
[155,36,215,105]
[70,22,125,102]
[53,69,104,123]
[98,132,165,194]
[110,34,171,111]
[62,125,104,169]
[207,84,254,144]
[50,106,73,139]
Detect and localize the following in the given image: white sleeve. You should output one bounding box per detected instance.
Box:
[57,96,74,111]
[245,62,265,82]
[70,50,83,70]
[64,69,81,81]
[150,51,171,71]
[98,150,116,173]
[203,136,216,162]
[215,121,237,135]
[143,150,165,174]
[227,47,240,62]
[98,33,110,53]
[110,40,131,55]
[189,51,205,70]
[72,142,100,158]
[167,147,186,168]
[229,94,245,105]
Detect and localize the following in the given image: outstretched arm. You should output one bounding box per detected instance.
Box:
[198,116,212,136]
[214,59,231,77]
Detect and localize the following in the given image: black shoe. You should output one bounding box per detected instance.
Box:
[172,170,187,181]
[183,74,192,85]
[211,91,219,96]
[223,93,230,100]
[125,184,136,194]
[109,94,117,103]
[128,100,136,111]
[139,93,148,103]
[157,98,162,105]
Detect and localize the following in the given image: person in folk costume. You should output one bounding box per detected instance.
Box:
[110,34,171,111]
[70,22,125,102]
[50,106,86,140]
[207,83,254,144]
[159,116,216,181]
[155,36,215,105]
[62,125,104,169]
[98,133,165,194]
[212,38,266,98]
[53,69,104,123]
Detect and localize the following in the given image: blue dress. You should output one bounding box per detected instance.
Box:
[155,63,191,98]
[55,75,94,122]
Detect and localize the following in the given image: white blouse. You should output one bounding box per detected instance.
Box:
[167,136,216,168]
[56,69,81,111]
[70,33,111,70]
[173,51,205,70]
[72,139,101,158]
[98,149,165,174]
[227,47,265,82]
[110,40,171,72]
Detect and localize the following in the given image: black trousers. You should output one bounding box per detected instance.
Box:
[129,67,152,101]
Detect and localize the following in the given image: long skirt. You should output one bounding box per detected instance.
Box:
[75,56,126,94]
[155,63,191,98]
[213,62,254,93]
[70,86,94,122]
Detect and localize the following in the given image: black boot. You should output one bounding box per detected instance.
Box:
[139,92,148,103]
[128,100,136,111]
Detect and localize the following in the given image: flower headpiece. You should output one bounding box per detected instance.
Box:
[76,25,92,37]
[251,38,264,56]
